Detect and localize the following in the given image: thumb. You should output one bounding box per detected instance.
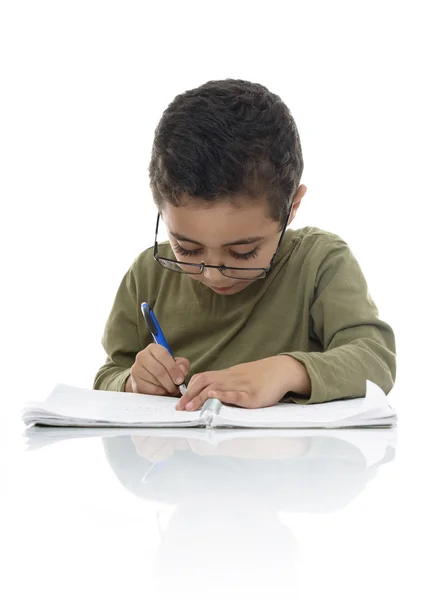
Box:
[175,357,190,376]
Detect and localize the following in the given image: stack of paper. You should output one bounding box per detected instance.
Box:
[22,379,396,429]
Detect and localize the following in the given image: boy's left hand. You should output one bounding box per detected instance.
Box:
[176,356,310,411]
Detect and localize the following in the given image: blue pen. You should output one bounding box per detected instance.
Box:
[140,302,187,395]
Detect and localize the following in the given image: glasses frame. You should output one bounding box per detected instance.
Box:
[153,200,294,281]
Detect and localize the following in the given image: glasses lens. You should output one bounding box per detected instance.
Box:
[157,258,203,274]
[220,268,266,280]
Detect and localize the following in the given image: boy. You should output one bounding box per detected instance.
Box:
[93,79,396,411]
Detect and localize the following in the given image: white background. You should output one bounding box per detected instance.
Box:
[2,4,438,599]
[1,0,437,440]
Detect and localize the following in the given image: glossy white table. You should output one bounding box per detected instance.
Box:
[5,393,438,600]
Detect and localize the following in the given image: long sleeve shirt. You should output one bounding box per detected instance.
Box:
[93,226,396,403]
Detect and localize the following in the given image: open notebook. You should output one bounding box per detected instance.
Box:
[22,380,397,429]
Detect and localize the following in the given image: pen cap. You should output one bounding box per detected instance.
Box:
[141,302,158,336]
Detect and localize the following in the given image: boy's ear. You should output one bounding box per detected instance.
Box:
[288,184,307,225]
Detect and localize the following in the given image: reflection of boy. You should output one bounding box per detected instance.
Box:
[131,434,311,461]
[103,434,395,512]
[102,435,394,599]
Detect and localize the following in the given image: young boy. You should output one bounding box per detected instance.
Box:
[93,79,396,411]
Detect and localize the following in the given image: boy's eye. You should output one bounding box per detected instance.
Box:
[173,243,203,257]
[173,242,259,261]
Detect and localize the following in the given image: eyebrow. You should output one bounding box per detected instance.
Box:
[169,232,265,246]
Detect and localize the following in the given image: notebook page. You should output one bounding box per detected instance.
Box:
[23,384,201,425]
[214,380,388,428]
[215,398,366,428]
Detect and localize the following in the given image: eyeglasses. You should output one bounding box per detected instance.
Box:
[153,201,293,281]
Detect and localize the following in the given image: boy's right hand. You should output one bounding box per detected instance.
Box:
[124,343,190,396]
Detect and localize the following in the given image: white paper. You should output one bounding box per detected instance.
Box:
[22,384,201,426]
[22,380,397,429]
[213,380,396,428]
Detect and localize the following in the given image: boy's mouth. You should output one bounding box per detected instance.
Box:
[209,284,238,293]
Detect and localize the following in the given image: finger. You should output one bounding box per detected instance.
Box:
[133,373,170,396]
[174,357,190,378]
[205,389,251,408]
[136,362,166,388]
[183,386,230,412]
[148,345,185,393]
[134,358,173,393]
[176,372,217,410]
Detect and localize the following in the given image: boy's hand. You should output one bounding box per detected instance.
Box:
[176,356,311,411]
[125,343,190,396]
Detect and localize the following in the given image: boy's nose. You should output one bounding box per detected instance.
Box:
[201,265,232,286]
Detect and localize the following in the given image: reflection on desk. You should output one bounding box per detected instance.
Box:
[99,429,397,599]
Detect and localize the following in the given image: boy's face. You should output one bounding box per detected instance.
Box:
[161,188,305,295]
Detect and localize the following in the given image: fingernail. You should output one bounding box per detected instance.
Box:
[186,401,193,410]
[176,376,184,384]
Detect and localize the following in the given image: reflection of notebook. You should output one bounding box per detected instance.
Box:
[22,379,396,429]
[24,424,397,468]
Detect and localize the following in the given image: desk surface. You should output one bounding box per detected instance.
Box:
[5,397,438,600]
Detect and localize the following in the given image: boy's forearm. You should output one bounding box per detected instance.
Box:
[282,337,396,404]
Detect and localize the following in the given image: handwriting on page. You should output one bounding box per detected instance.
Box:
[46,389,201,423]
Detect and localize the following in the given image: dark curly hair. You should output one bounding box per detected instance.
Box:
[148,79,304,229]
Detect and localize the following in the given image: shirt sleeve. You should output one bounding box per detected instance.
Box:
[280,240,397,404]
[93,260,144,392]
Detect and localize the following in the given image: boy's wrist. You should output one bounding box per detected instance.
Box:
[276,355,311,397]
[124,375,133,393]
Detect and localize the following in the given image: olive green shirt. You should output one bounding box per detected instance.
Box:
[93,227,396,403]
